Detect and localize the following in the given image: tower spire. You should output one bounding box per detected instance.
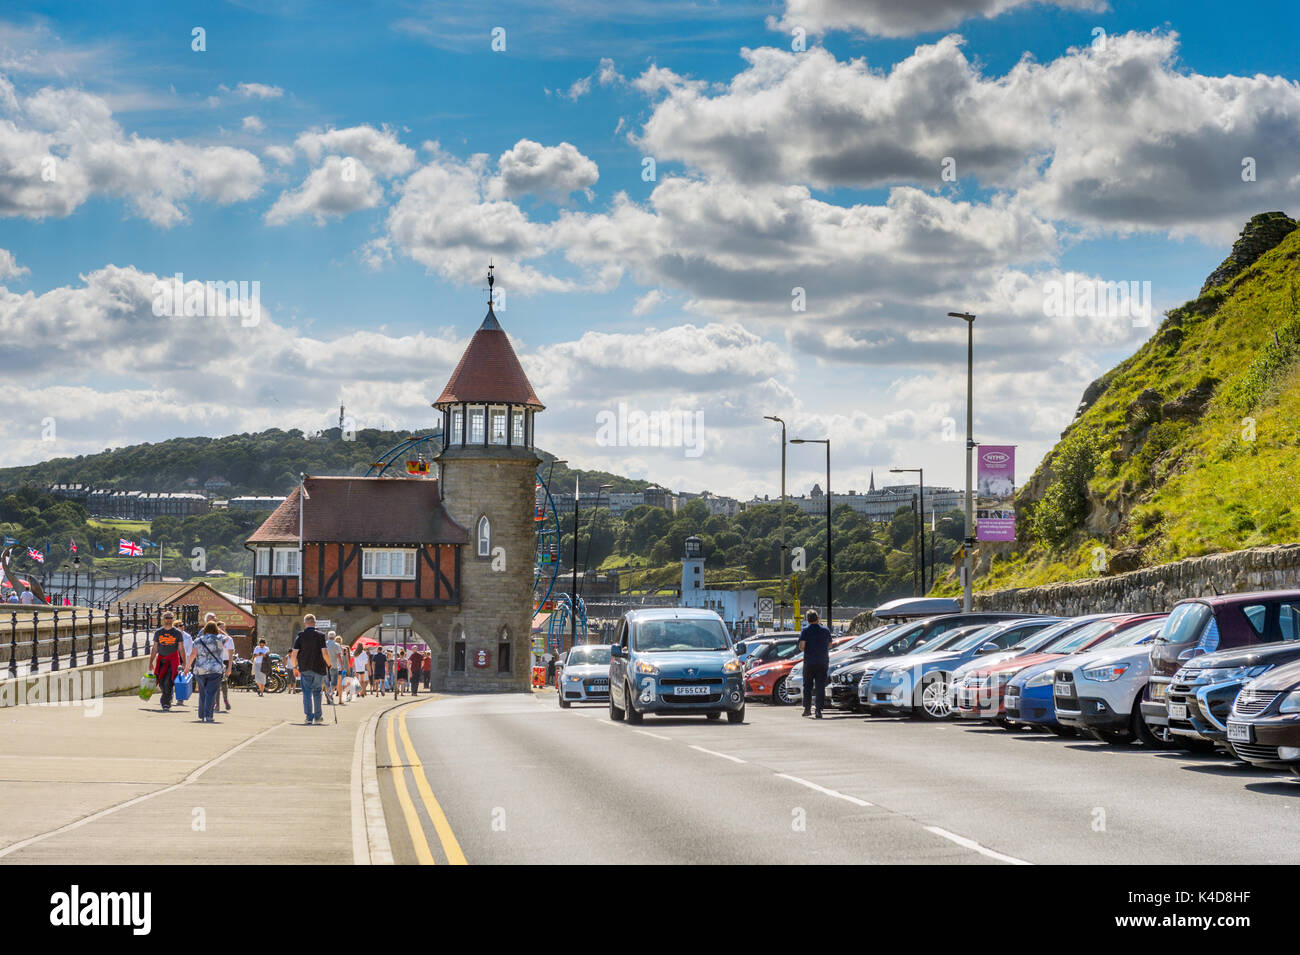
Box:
[480,260,501,330]
[869,470,875,492]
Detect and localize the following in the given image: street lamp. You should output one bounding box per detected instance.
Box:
[949,311,976,612]
[790,437,832,632]
[890,467,925,593]
[763,415,787,630]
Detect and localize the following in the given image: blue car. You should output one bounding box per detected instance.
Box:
[609,608,747,723]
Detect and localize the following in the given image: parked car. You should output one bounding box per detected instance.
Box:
[1141,590,1300,743]
[861,618,1060,719]
[1053,619,1169,744]
[608,608,746,723]
[1225,658,1300,774]
[557,643,614,707]
[787,623,901,704]
[955,614,1145,726]
[743,635,802,670]
[1006,615,1165,736]
[1165,639,1300,750]
[827,612,1039,711]
[744,639,807,704]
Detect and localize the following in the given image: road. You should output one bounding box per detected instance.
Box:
[377,693,1300,865]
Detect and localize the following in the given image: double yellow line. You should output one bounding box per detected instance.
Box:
[384,704,468,865]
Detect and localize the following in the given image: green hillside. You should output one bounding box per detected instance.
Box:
[947,211,1300,593]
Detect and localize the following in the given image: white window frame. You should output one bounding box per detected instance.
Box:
[271,548,299,576]
[489,405,508,445]
[255,548,271,575]
[477,515,491,557]
[511,409,525,446]
[450,408,464,445]
[468,405,485,443]
[362,548,417,580]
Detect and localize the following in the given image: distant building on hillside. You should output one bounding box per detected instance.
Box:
[746,480,961,522]
[228,495,287,513]
[678,535,758,636]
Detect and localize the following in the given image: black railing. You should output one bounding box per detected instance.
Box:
[2,602,201,679]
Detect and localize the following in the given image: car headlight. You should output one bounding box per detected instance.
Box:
[1026,670,1054,687]
[1207,665,1272,682]
[722,659,742,674]
[745,664,766,678]
[1082,664,1129,682]
[1279,690,1300,715]
[635,660,659,675]
[566,674,582,682]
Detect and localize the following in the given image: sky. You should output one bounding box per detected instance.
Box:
[1,0,1298,501]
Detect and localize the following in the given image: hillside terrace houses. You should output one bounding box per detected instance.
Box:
[46,484,211,520]
[541,485,742,518]
[746,483,963,522]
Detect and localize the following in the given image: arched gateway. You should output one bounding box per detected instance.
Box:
[245,266,543,692]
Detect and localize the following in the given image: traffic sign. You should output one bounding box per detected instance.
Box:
[758,597,774,623]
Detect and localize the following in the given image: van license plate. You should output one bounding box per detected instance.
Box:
[675,685,710,696]
[1227,721,1252,744]
[1168,702,1188,721]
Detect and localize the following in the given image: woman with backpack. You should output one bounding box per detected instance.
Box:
[184,622,230,723]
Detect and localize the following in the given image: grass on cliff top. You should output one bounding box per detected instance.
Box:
[971,227,1300,593]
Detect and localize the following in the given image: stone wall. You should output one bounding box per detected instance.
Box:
[973,544,1300,616]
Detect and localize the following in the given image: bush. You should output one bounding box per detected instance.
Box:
[1030,430,1101,547]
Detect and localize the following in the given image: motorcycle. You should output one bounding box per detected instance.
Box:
[230,654,287,694]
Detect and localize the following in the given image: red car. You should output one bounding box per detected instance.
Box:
[745,654,803,705]
[954,614,1164,726]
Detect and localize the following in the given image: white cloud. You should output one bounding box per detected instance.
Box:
[264,155,383,225]
[264,144,294,165]
[0,248,27,279]
[488,139,598,201]
[632,289,665,315]
[770,0,1107,38]
[234,82,283,100]
[294,125,416,177]
[241,115,265,133]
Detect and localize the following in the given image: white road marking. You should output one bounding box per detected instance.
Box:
[924,825,1032,865]
[633,729,671,740]
[689,744,746,763]
[775,772,873,807]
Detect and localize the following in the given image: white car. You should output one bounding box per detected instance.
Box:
[557,644,613,707]
[1052,623,1166,744]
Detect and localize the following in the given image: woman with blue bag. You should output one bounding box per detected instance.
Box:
[184,622,229,723]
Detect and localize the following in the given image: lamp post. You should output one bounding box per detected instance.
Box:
[890,467,925,593]
[764,415,787,630]
[790,438,831,632]
[937,516,953,590]
[949,311,976,611]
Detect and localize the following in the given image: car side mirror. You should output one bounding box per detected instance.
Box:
[978,642,997,653]
[610,645,624,658]
[734,642,748,655]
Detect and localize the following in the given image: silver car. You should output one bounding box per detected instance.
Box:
[557,644,614,707]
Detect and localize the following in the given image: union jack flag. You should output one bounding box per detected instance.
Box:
[119,539,142,557]
[26,548,44,563]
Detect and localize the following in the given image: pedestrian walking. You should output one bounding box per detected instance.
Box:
[324,630,345,705]
[290,613,328,725]
[148,610,186,712]
[408,646,424,697]
[370,645,387,697]
[798,610,833,719]
[422,652,431,689]
[252,638,269,696]
[395,649,409,697]
[353,644,369,697]
[184,622,229,723]
[217,621,234,711]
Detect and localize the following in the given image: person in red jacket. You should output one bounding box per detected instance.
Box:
[148,610,186,712]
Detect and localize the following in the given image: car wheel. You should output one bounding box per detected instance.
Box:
[727,704,745,723]
[917,674,953,721]
[558,695,571,709]
[624,682,644,724]
[773,676,793,706]
[1130,698,1169,747]
[608,688,625,722]
[706,712,721,721]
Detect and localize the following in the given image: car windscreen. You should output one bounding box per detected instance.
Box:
[566,645,612,666]
[947,626,1001,652]
[1154,602,1210,644]
[633,618,731,652]
[1054,619,1123,654]
[847,624,897,649]
[1095,620,1164,650]
[1009,619,1082,651]
[773,641,803,660]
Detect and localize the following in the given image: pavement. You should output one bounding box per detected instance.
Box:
[0,680,431,865]
[381,690,1300,865]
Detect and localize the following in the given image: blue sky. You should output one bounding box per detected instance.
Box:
[1,0,1298,500]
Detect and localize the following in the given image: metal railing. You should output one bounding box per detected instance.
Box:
[2,602,200,679]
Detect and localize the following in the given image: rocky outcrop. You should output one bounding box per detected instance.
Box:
[1161,377,1219,421]
[1199,211,1297,295]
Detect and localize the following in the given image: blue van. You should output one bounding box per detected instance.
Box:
[609,608,747,723]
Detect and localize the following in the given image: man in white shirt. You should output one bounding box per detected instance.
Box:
[215,618,235,712]
[19,585,36,605]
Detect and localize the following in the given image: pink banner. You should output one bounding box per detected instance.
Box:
[976,445,1016,542]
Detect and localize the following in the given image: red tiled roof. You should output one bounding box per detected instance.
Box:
[434,308,543,409]
[245,476,469,545]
